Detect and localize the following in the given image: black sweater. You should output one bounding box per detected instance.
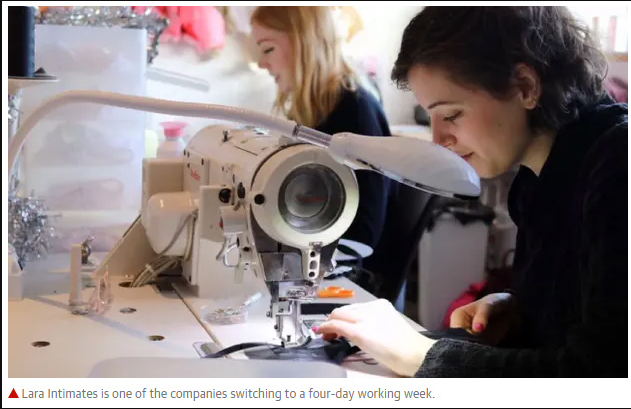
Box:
[316,86,393,250]
[416,96,628,377]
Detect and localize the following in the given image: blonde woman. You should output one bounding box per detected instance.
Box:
[250,6,394,287]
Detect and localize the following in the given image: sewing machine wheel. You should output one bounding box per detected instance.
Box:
[278,164,345,234]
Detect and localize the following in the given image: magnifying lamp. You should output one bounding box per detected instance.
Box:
[7,90,480,200]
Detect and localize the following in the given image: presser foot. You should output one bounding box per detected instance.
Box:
[274,304,311,348]
[279,329,311,348]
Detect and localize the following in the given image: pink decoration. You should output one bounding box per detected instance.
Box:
[133,6,226,57]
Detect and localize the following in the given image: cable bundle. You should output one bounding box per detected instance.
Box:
[129,209,198,287]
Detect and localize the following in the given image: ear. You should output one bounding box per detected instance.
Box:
[513,63,541,110]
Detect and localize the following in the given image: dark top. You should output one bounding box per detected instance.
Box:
[416,95,628,377]
[315,85,393,251]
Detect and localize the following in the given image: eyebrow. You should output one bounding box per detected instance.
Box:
[427,100,459,110]
[256,38,273,45]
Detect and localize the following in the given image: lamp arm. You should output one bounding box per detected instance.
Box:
[8,90,333,179]
[8,90,480,199]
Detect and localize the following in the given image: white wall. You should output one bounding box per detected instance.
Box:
[344,6,424,125]
[145,5,423,140]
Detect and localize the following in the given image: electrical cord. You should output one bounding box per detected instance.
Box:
[129,210,198,288]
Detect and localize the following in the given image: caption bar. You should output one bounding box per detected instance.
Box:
[17,387,435,402]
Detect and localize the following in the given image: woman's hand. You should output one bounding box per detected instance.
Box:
[314,299,436,377]
[449,292,518,346]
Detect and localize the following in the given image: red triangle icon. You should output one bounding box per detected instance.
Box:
[9,388,19,398]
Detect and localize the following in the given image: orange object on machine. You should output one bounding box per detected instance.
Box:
[318,286,355,298]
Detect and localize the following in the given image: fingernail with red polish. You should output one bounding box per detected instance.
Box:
[473,323,485,332]
[312,326,319,332]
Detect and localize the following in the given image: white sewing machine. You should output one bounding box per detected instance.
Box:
[8,90,481,353]
[118,124,359,346]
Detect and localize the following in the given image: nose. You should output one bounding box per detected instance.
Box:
[258,54,272,72]
[431,124,456,148]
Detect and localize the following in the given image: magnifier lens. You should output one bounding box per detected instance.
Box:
[278,165,344,233]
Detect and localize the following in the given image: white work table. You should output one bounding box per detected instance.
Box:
[8,253,423,378]
[8,253,210,378]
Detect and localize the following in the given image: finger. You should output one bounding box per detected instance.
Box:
[311,324,337,341]
[449,306,473,329]
[366,298,395,311]
[327,305,361,323]
[471,302,493,333]
[315,320,358,343]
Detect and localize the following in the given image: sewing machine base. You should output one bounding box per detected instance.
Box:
[88,356,348,378]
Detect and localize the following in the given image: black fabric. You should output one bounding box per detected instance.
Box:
[315,86,393,252]
[202,338,357,365]
[416,95,628,378]
[244,338,357,364]
[200,330,483,366]
[203,342,279,358]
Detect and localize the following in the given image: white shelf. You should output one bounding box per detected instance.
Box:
[9,76,59,95]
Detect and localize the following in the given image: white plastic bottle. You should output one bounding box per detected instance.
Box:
[156,121,188,159]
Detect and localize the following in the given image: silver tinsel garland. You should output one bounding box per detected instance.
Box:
[8,93,20,122]
[8,192,55,264]
[35,6,168,64]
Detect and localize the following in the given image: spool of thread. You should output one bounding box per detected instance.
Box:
[9,6,35,78]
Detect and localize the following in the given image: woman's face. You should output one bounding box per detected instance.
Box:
[251,22,293,93]
[407,65,537,179]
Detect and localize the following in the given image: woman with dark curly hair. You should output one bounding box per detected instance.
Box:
[315,6,628,378]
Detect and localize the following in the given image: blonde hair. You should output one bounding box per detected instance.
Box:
[251,6,359,128]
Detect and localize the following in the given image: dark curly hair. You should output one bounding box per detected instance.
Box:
[391,7,609,133]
